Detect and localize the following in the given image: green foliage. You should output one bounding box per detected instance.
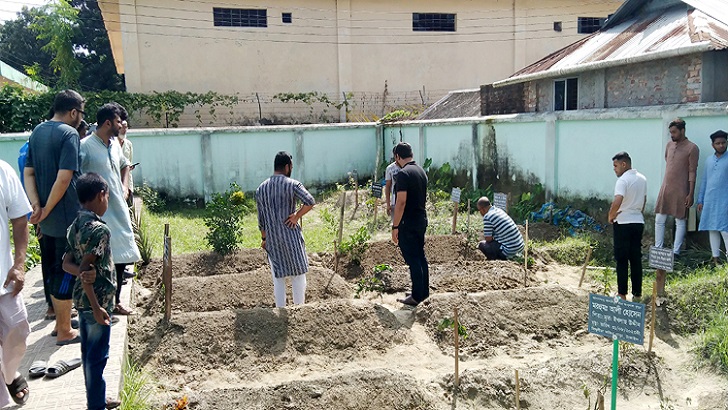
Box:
[667,268,728,334]
[130,206,153,266]
[379,110,415,123]
[338,226,371,264]
[135,183,166,213]
[120,358,153,410]
[31,1,82,88]
[595,267,613,296]
[437,317,469,340]
[537,236,592,266]
[697,314,728,374]
[512,183,545,223]
[0,84,240,132]
[0,7,55,86]
[274,91,352,121]
[203,183,253,256]
[354,277,386,299]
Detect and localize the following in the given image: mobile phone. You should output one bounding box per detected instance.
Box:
[130,162,140,168]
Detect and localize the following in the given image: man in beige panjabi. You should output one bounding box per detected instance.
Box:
[654,118,699,301]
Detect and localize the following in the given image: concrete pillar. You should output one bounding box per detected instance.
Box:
[294,129,305,182]
[544,114,558,200]
[200,131,213,202]
[336,0,353,122]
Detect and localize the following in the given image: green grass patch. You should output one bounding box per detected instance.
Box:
[697,313,728,374]
[120,358,152,410]
[144,207,210,258]
[667,267,728,334]
[535,236,592,266]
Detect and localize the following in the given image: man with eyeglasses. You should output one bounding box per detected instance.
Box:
[24,89,85,346]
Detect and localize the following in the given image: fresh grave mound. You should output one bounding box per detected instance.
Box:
[138,248,268,285]
[356,235,482,272]
[137,266,352,313]
[376,260,534,294]
[450,348,665,410]
[415,286,588,358]
[180,370,443,410]
[129,300,411,385]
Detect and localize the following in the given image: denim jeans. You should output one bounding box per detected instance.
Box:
[398,225,429,303]
[79,310,111,410]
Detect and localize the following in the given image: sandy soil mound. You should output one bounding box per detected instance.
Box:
[182,370,442,410]
[415,286,588,358]
[138,248,268,284]
[138,266,352,313]
[129,300,411,385]
[378,260,534,294]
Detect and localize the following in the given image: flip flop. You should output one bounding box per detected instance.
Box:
[50,319,80,337]
[55,335,81,346]
[6,374,29,405]
[106,398,121,409]
[28,361,47,379]
[45,358,82,378]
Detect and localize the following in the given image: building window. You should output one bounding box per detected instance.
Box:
[412,13,456,32]
[577,17,606,34]
[213,8,267,27]
[553,21,562,32]
[282,12,292,24]
[554,78,578,111]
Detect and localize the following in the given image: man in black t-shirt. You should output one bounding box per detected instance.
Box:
[391,142,429,306]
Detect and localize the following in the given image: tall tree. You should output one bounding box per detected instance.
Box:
[0,0,124,91]
[0,7,56,86]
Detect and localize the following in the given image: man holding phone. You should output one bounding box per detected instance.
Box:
[117,120,136,207]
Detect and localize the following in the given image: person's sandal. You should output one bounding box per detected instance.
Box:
[106,398,121,409]
[113,304,135,315]
[6,375,29,405]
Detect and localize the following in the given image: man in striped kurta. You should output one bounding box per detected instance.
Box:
[256,152,315,307]
[477,197,524,260]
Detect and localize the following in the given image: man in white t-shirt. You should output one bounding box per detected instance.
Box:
[384,148,400,219]
[0,160,32,405]
[607,152,647,302]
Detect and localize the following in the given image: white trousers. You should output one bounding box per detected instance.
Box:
[709,231,728,258]
[269,258,306,308]
[655,213,687,255]
[0,293,29,407]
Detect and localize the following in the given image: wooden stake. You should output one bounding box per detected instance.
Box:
[515,369,521,410]
[163,223,172,322]
[648,282,657,353]
[373,197,378,225]
[337,192,346,246]
[523,220,529,286]
[466,201,471,230]
[451,201,459,234]
[325,241,339,292]
[454,307,460,389]
[578,247,593,288]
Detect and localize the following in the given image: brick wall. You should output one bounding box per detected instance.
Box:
[605,53,702,108]
[480,83,525,115]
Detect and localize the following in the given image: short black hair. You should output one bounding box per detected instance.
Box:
[77,173,108,204]
[612,151,632,164]
[96,103,121,127]
[52,89,84,114]
[110,102,128,121]
[393,142,413,159]
[274,151,293,171]
[710,130,728,142]
[668,118,686,130]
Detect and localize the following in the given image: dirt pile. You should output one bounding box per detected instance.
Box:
[416,286,588,358]
[137,266,352,313]
[138,248,268,283]
[129,300,411,385]
[185,370,441,410]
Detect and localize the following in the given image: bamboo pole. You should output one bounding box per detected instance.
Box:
[451,202,459,235]
[515,369,521,410]
[578,247,593,288]
[648,283,657,353]
[523,220,529,286]
[163,223,172,322]
[454,308,460,389]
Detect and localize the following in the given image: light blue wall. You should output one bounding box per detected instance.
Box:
[2,104,726,204]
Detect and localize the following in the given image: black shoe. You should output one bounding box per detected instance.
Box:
[397,295,419,306]
[123,271,136,279]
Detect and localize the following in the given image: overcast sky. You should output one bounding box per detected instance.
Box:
[0,0,49,22]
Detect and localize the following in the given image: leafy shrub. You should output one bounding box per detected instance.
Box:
[26,226,41,270]
[338,226,371,264]
[203,183,253,256]
[437,317,469,340]
[698,314,728,374]
[130,206,152,266]
[136,183,166,213]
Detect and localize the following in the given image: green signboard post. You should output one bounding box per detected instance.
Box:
[588,294,646,410]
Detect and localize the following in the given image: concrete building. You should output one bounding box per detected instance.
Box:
[488,0,728,114]
[99,0,622,124]
[0,59,48,92]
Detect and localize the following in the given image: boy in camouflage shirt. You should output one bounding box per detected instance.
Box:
[62,173,119,410]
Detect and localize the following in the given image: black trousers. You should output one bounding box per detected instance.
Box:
[39,235,76,301]
[115,264,127,305]
[398,225,429,303]
[478,240,508,260]
[613,222,644,297]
